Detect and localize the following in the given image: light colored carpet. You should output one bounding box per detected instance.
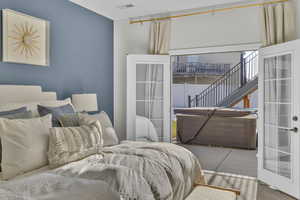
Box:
[257,183,296,200]
[204,171,296,200]
[204,170,257,200]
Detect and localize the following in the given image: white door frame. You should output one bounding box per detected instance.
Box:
[114,42,261,141]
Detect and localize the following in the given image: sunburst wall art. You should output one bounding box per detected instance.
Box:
[2,9,50,66]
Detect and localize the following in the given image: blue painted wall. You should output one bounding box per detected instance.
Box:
[0,0,114,118]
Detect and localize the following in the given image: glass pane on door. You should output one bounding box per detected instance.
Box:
[136,63,164,142]
[263,54,292,179]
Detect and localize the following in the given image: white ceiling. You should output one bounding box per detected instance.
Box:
[70,0,252,20]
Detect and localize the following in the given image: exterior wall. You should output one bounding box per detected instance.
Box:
[177,52,242,67]
[173,84,210,108]
[234,90,258,109]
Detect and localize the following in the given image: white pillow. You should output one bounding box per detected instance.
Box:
[0,114,52,180]
[79,111,119,146]
[136,115,159,142]
[0,98,73,117]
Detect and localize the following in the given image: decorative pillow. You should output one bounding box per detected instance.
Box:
[58,114,80,127]
[0,98,73,117]
[0,110,34,172]
[38,104,75,127]
[0,114,52,180]
[0,111,33,119]
[0,107,27,116]
[79,111,119,147]
[48,121,103,168]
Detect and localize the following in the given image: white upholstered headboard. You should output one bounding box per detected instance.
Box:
[0,85,57,104]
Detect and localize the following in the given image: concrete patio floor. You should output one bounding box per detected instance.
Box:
[180,144,257,177]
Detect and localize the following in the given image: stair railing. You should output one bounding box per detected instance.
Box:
[188,51,258,107]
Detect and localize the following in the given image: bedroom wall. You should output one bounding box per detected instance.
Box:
[0,0,114,119]
[114,5,261,140]
[170,6,261,49]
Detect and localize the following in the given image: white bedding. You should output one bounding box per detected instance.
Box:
[0,166,50,182]
[0,164,120,200]
[0,173,120,200]
[0,142,205,200]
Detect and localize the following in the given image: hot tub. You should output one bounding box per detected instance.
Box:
[174,107,257,149]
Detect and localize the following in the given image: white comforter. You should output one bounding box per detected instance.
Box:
[0,142,205,200]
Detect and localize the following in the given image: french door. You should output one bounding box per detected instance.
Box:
[258,39,300,198]
[126,55,171,142]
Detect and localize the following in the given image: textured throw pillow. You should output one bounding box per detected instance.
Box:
[48,121,103,168]
[38,104,75,127]
[0,107,27,116]
[0,114,52,180]
[58,114,80,127]
[79,111,119,147]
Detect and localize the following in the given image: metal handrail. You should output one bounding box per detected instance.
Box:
[189,51,258,107]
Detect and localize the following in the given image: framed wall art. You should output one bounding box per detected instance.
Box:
[2,9,50,66]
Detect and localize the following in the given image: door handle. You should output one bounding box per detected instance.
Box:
[281,127,298,133]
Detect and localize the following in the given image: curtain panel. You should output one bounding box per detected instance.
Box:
[149,20,171,55]
[261,1,296,46]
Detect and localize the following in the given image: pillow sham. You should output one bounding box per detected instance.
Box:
[0,114,52,180]
[58,113,80,127]
[48,121,103,168]
[0,107,27,116]
[0,110,33,172]
[0,98,73,117]
[38,104,76,127]
[0,110,33,119]
[79,111,119,147]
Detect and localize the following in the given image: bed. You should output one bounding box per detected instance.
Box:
[0,85,206,200]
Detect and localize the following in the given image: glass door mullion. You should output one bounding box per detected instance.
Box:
[275,57,279,177]
[128,55,170,143]
[263,54,292,179]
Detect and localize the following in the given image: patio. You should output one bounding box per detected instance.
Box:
[180,144,257,177]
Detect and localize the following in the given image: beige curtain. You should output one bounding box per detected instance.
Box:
[261,1,296,46]
[149,20,171,54]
